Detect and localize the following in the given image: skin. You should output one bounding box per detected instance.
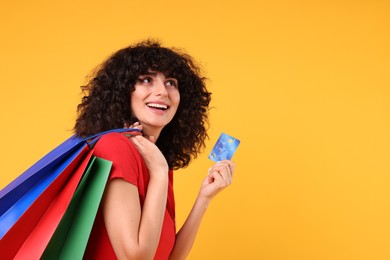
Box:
[130,71,180,140]
[102,72,236,260]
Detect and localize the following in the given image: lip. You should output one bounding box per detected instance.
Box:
[146,101,170,108]
[145,100,170,114]
[146,100,170,106]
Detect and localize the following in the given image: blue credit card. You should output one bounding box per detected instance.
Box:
[208,132,240,162]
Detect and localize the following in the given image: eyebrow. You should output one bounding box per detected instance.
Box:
[139,71,177,79]
[140,71,158,76]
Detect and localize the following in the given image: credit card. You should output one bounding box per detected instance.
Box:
[208,132,240,162]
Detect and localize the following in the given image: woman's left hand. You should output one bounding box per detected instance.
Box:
[198,160,236,201]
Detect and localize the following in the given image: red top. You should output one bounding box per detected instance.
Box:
[84,133,176,260]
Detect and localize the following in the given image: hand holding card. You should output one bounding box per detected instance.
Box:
[208,132,240,162]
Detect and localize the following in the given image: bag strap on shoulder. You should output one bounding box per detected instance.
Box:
[83,128,142,147]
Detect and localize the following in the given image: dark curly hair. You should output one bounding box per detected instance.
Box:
[74,40,211,169]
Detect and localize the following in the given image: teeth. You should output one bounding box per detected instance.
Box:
[147,103,168,110]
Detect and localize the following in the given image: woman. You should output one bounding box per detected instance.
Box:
[75,40,235,259]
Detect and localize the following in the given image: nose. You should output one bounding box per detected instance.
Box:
[154,79,168,97]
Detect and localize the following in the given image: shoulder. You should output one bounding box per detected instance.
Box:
[93,133,145,185]
[93,132,139,159]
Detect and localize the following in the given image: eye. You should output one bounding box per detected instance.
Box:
[166,79,178,88]
[138,76,152,84]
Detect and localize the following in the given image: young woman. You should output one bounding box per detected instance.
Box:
[75,40,235,259]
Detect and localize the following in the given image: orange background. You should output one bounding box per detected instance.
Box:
[1,0,389,259]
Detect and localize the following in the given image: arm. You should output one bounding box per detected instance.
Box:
[102,135,169,260]
[169,160,236,260]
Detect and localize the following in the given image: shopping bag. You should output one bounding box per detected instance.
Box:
[0,128,138,218]
[0,134,88,215]
[12,150,95,259]
[0,128,140,259]
[41,156,112,259]
[0,146,91,260]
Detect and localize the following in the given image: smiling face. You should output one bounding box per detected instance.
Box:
[130,71,180,138]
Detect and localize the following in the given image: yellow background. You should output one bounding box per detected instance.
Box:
[1,0,389,259]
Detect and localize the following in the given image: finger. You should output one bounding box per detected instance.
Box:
[131,122,141,128]
[217,160,236,176]
[134,125,143,131]
[129,135,142,148]
[219,169,230,184]
[129,135,150,150]
[208,171,230,188]
[124,121,143,129]
[211,162,232,177]
[131,122,143,130]
[209,167,231,185]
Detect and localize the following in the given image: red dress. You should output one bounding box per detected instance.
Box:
[84,133,176,259]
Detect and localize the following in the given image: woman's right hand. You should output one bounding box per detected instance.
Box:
[130,133,169,179]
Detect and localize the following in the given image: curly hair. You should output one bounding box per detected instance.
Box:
[74,40,211,169]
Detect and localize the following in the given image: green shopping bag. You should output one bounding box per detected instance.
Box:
[41,156,112,259]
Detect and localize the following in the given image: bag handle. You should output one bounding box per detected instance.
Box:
[83,128,141,147]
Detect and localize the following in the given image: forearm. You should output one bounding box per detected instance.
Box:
[137,174,168,258]
[169,196,211,260]
[102,175,168,260]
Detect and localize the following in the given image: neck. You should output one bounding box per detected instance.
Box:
[141,125,163,142]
